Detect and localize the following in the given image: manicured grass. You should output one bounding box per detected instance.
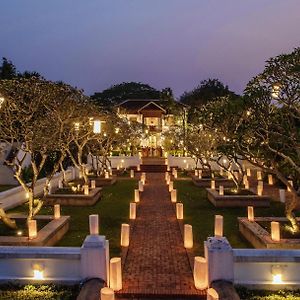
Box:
[0,185,17,192]
[174,180,285,255]
[8,179,137,257]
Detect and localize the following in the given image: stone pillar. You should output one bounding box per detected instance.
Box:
[205,237,234,285]
[80,235,108,282]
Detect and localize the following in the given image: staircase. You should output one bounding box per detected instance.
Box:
[140,157,167,173]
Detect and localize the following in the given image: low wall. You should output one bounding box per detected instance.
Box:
[233,249,300,289]
[88,155,141,169]
[0,167,76,211]
[0,235,108,284]
[205,237,300,291]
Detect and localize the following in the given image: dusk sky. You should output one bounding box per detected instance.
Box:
[1,0,299,98]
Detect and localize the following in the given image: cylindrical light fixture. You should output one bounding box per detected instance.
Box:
[134,189,140,203]
[211,180,215,190]
[184,224,193,248]
[171,189,177,203]
[109,257,122,291]
[207,288,219,300]
[257,170,262,181]
[268,174,274,185]
[138,180,144,192]
[271,221,280,242]
[193,256,208,290]
[91,180,96,189]
[247,206,254,222]
[219,186,224,196]
[89,214,99,235]
[130,170,134,178]
[169,181,173,192]
[176,203,183,220]
[214,215,223,237]
[84,185,89,195]
[54,204,61,219]
[121,224,130,247]
[100,287,115,300]
[129,203,136,220]
[28,220,37,239]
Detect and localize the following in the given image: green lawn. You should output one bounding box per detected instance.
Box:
[8,179,137,257]
[174,180,286,255]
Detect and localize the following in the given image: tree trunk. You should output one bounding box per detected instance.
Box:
[285,194,299,233]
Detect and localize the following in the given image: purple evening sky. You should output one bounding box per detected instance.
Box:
[0,0,299,98]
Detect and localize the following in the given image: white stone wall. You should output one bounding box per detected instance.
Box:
[233,249,300,287]
[0,235,108,284]
[0,167,76,211]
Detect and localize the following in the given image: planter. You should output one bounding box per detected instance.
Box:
[238,217,300,249]
[88,177,116,186]
[44,187,101,206]
[192,175,235,188]
[72,177,117,187]
[207,188,270,207]
[0,214,70,246]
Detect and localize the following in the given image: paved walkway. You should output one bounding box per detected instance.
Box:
[118,173,205,299]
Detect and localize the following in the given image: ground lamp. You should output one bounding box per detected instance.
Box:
[176,203,183,219]
[171,189,177,203]
[193,256,207,290]
[54,204,61,219]
[207,288,219,300]
[100,287,115,300]
[214,215,223,237]
[121,224,130,247]
[184,224,193,248]
[219,186,224,196]
[28,220,37,239]
[134,189,140,203]
[271,221,280,242]
[247,206,254,222]
[129,203,136,219]
[32,263,44,280]
[89,214,99,235]
[110,257,122,291]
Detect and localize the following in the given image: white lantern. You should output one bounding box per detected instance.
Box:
[109,257,122,291]
[176,203,183,220]
[134,189,140,203]
[271,221,280,242]
[171,189,177,203]
[214,215,223,237]
[100,287,115,300]
[184,224,193,248]
[219,186,224,196]
[279,189,286,203]
[129,203,136,220]
[268,174,274,185]
[246,168,251,177]
[211,180,215,190]
[91,180,96,189]
[138,180,144,192]
[130,170,134,178]
[28,220,37,239]
[247,206,254,222]
[54,204,61,219]
[193,256,208,290]
[169,181,173,192]
[89,214,99,235]
[257,170,262,181]
[84,185,89,195]
[120,224,130,247]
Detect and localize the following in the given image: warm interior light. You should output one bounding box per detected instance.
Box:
[93,120,101,133]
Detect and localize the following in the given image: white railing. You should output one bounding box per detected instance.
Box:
[88,155,142,169]
[0,235,108,284]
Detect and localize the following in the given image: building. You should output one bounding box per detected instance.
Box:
[117,99,186,157]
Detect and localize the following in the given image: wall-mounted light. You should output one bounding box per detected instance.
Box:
[271,265,283,284]
[32,263,44,280]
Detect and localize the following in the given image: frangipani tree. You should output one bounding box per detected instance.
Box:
[0,77,83,225]
[240,47,300,232]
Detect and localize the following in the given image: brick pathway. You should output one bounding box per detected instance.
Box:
[118,173,205,299]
